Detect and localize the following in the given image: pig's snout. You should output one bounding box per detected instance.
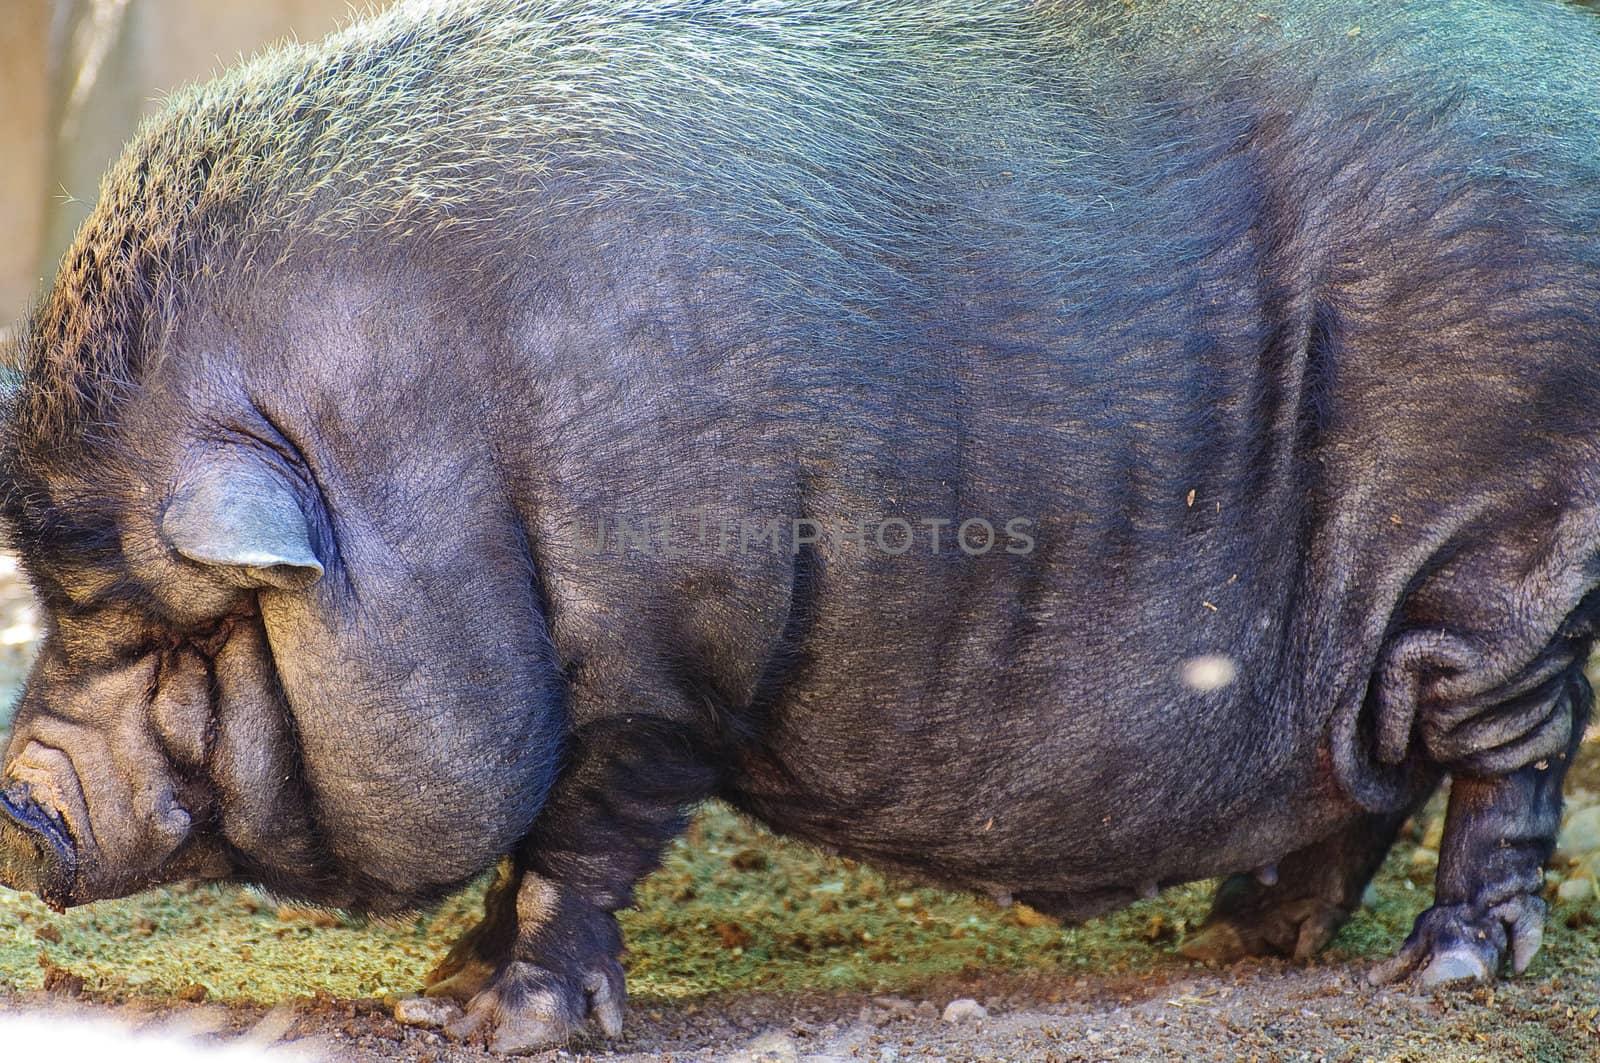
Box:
[0,782,77,909]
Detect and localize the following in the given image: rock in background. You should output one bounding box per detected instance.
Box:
[0,557,36,728]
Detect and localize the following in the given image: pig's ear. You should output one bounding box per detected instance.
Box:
[161,461,325,591]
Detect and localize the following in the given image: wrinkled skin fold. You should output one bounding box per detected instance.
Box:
[3,0,1600,1052]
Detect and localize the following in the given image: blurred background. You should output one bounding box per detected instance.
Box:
[0,0,390,340]
[0,561,34,725]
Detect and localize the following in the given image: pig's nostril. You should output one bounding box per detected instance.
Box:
[0,782,78,909]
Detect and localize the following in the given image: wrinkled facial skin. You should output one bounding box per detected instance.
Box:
[0,448,561,917]
[0,257,569,914]
[0,479,341,911]
[1,592,240,907]
[0,457,556,914]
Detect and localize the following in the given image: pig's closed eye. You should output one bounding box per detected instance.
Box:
[94,639,162,671]
[46,621,154,669]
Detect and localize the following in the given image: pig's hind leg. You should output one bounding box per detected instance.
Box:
[1367,669,1589,986]
[1182,794,1434,965]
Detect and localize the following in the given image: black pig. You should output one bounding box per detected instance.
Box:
[2,0,1598,1051]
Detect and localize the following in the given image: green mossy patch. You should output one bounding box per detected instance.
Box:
[11,800,1592,1008]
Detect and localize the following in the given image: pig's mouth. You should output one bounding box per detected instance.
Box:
[0,781,79,910]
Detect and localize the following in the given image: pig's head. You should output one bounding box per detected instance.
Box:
[0,259,571,913]
[0,9,633,915]
[0,170,569,917]
[0,432,327,909]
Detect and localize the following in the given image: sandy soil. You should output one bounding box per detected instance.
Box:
[6,913,1600,1062]
[5,958,1598,1063]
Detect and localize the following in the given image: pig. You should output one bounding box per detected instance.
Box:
[2,0,1599,1051]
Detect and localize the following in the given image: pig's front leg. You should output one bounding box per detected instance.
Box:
[426,716,719,1051]
[1369,672,1588,986]
[430,863,627,1049]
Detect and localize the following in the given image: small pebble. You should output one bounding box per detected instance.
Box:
[1558,876,1595,904]
[240,1002,297,1047]
[393,996,462,1029]
[1559,806,1600,856]
[736,1031,800,1063]
[941,998,988,1024]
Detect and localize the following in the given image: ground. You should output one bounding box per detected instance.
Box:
[1,567,1599,1061]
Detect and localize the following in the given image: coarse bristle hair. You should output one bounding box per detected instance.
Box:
[11,0,1090,451]
[6,0,1598,461]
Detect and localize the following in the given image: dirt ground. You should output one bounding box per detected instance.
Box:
[2,566,1600,1061]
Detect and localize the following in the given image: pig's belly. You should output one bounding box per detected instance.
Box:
[724,720,1367,911]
